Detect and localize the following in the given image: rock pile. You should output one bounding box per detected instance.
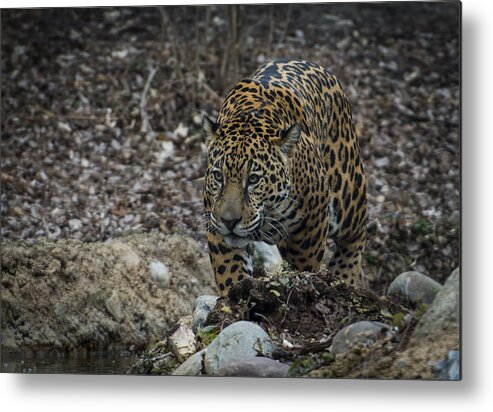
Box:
[129,266,460,380]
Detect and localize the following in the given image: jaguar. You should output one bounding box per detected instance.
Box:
[203,59,368,296]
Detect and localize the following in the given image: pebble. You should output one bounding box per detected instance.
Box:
[374,156,390,168]
[123,214,134,224]
[331,321,391,355]
[192,295,219,332]
[216,357,290,377]
[168,315,196,363]
[387,271,442,304]
[111,139,122,150]
[148,261,171,289]
[435,350,460,380]
[68,218,82,231]
[204,321,276,375]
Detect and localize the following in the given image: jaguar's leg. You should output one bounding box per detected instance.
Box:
[277,224,328,273]
[328,228,366,287]
[206,231,253,296]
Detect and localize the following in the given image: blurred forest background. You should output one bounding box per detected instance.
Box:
[1,3,460,293]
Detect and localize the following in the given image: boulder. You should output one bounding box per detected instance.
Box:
[203,321,276,375]
[217,357,290,377]
[412,267,459,340]
[387,271,442,304]
[172,349,207,376]
[331,321,392,355]
[391,267,460,379]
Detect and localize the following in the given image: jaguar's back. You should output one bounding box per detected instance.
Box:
[204,59,367,295]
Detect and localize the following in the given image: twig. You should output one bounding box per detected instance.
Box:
[267,6,275,55]
[159,8,188,96]
[220,5,245,91]
[254,312,275,329]
[42,217,51,238]
[281,286,297,324]
[195,76,223,106]
[140,65,158,142]
[395,318,416,352]
[395,103,429,122]
[183,132,203,147]
[277,4,292,48]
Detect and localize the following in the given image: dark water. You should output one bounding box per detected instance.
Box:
[1,351,138,375]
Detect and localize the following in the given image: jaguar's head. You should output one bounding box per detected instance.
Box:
[202,115,301,248]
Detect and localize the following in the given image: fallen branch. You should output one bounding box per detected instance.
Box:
[140,65,158,142]
[295,334,335,356]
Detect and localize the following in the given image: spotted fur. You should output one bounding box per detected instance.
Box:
[203,59,368,296]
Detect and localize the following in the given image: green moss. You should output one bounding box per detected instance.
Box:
[197,324,220,347]
[288,356,316,376]
[321,351,335,363]
[415,303,429,318]
[392,312,405,328]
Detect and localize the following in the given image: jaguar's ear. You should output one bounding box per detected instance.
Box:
[279,123,301,157]
[202,115,219,147]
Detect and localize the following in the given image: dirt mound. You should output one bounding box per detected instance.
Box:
[203,268,412,369]
[200,267,460,379]
[1,234,217,354]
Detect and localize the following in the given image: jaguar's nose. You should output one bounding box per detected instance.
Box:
[222,217,241,231]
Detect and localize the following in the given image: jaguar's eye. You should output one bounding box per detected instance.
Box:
[212,170,223,183]
[248,174,261,185]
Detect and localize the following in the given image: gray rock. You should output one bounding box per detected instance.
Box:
[387,271,442,304]
[331,321,391,355]
[374,156,390,168]
[68,218,83,231]
[168,315,196,362]
[389,268,460,379]
[253,242,283,273]
[435,350,460,381]
[192,295,219,332]
[412,267,459,341]
[148,260,171,289]
[172,349,206,376]
[217,357,290,377]
[204,321,276,375]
